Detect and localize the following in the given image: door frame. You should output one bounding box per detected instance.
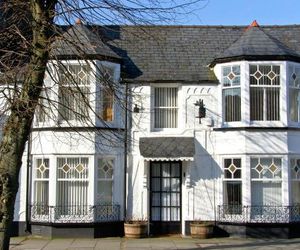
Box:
[149,161,182,234]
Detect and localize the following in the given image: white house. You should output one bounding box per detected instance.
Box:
[11,20,300,238]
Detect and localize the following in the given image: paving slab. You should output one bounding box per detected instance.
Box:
[9,236,300,250]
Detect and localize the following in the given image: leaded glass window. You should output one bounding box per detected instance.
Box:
[34,159,49,215]
[58,64,90,121]
[154,87,178,128]
[289,65,300,122]
[251,157,282,206]
[100,67,114,122]
[290,159,300,205]
[250,65,280,121]
[222,66,241,122]
[57,157,89,216]
[97,158,114,204]
[223,158,242,214]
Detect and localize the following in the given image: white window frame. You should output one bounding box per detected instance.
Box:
[99,65,115,123]
[33,158,50,206]
[250,157,282,206]
[151,84,181,132]
[95,61,120,126]
[249,63,283,125]
[56,156,90,219]
[288,63,300,125]
[96,157,114,205]
[222,65,242,123]
[222,158,243,215]
[290,158,300,205]
[31,158,50,222]
[57,63,91,123]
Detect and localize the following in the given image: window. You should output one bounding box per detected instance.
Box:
[223,158,242,214]
[34,159,49,215]
[37,88,50,123]
[97,158,114,204]
[58,64,90,121]
[250,65,280,121]
[154,87,178,128]
[289,65,300,122]
[290,159,300,205]
[251,157,282,206]
[222,66,241,122]
[57,157,89,216]
[100,67,114,122]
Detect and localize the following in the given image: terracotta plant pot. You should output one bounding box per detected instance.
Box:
[124,222,148,238]
[190,222,214,239]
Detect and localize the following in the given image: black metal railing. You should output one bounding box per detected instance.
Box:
[30,204,120,223]
[218,205,300,223]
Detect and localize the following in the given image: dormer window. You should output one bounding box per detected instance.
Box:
[250,65,280,121]
[222,65,241,122]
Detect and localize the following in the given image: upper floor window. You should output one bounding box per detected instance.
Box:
[58,64,90,122]
[100,67,114,122]
[289,65,300,123]
[250,65,280,121]
[222,66,241,122]
[154,87,178,128]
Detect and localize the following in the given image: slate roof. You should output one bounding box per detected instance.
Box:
[53,24,300,83]
[101,25,300,83]
[51,23,121,61]
[139,137,195,159]
[210,24,300,66]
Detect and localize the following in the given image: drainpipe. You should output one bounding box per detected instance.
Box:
[123,82,128,220]
[25,131,32,233]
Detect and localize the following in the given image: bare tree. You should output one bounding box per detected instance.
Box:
[0,0,205,249]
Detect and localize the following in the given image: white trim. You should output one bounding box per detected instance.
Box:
[143,157,193,161]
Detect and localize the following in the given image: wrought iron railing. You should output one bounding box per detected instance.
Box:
[30,204,120,223]
[218,205,300,223]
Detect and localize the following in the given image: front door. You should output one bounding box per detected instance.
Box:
[150,161,182,234]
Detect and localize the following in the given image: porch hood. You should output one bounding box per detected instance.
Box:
[139,137,195,161]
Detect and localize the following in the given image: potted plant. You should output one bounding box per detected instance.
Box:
[124,217,148,238]
[190,221,214,239]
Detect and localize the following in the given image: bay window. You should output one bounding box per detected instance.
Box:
[154,87,178,128]
[250,65,280,121]
[58,64,90,121]
[289,65,300,122]
[223,158,242,214]
[222,65,241,122]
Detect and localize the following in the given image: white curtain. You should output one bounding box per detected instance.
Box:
[57,157,89,215]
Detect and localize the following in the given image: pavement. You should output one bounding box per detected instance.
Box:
[9,236,300,250]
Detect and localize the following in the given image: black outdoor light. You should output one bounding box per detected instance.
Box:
[133,104,140,113]
[194,99,206,124]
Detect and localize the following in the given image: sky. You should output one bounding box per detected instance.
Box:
[181,0,300,26]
